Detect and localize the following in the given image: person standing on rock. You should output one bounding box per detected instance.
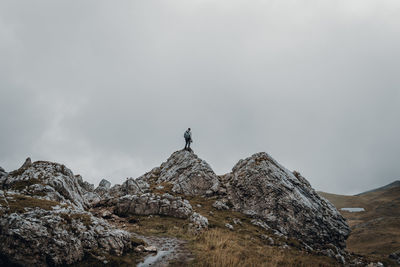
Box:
[184,128,192,150]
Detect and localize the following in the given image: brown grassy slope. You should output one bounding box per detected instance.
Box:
[120,195,340,267]
[319,186,400,257]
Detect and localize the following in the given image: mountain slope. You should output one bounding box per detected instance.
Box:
[319,183,400,262]
[356,180,400,196]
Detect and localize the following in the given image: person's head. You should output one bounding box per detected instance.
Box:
[188,128,191,131]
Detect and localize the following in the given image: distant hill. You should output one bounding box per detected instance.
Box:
[356,180,400,196]
[319,181,400,264]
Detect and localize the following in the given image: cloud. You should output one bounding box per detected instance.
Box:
[1,0,399,194]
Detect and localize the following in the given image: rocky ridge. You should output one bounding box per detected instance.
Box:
[0,150,360,266]
[222,152,350,250]
[0,161,134,266]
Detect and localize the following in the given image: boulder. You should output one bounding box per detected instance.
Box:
[20,157,32,170]
[224,152,350,249]
[2,161,97,210]
[151,150,221,196]
[212,200,229,210]
[95,179,112,197]
[114,193,193,219]
[113,192,208,229]
[108,177,150,198]
[0,205,133,266]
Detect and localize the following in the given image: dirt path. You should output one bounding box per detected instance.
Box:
[134,233,192,267]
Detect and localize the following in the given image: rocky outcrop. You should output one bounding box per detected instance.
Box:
[0,150,353,265]
[1,161,97,210]
[109,176,150,198]
[114,193,193,219]
[0,160,135,266]
[0,167,7,187]
[95,178,112,198]
[149,150,220,196]
[109,193,208,229]
[0,206,133,266]
[223,152,350,250]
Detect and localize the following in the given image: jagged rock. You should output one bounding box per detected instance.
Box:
[335,254,345,265]
[223,152,350,250]
[189,212,209,230]
[95,179,112,198]
[20,157,32,169]
[113,193,208,229]
[109,177,150,198]
[0,167,7,186]
[389,250,400,264]
[0,207,133,266]
[251,219,271,231]
[2,161,95,210]
[99,179,111,189]
[212,200,229,210]
[151,150,221,196]
[114,193,193,219]
[225,223,234,230]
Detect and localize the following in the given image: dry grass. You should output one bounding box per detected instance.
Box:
[5,194,58,213]
[121,196,339,267]
[8,178,42,191]
[191,228,338,267]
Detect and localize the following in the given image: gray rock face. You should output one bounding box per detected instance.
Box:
[107,176,150,199]
[0,161,134,266]
[99,179,111,189]
[212,200,229,210]
[95,179,112,198]
[152,150,220,196]
[115,193,192,219]
[111,192,208,229]
[2,161,98,210]
[0,207,133,266]
[223,152,350,249]
[0,167,7,186]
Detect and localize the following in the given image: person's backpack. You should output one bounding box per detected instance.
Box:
[184,131,190,139]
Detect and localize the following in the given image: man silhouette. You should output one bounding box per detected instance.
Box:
[184,128,192,150]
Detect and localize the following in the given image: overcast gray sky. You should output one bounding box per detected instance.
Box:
[1,0,399,195]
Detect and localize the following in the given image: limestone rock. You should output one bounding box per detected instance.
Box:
[0,206,133,266]
[112,192,208,229]
[212,200,229,210]
[189,212,209,230]
[152,150,221,196]
[2,161,96,210]
[225,223,234,230]
[95,179,112,198]
[0,167,7,186]
[99,179,111,189]
[20,157,32,169]
[109,177,150,198]
[223,152,350,250]
[389,250,400,264]
[114,193,193,219]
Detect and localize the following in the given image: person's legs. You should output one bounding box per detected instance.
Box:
[185,138,189,149]
[187,138,191,149]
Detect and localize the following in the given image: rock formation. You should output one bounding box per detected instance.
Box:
[142,150,220,196]
[0,160,134,266]
[222,152,350,250]
[0,150,353,265]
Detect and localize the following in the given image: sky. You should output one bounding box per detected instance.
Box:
[1,0,399,195]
